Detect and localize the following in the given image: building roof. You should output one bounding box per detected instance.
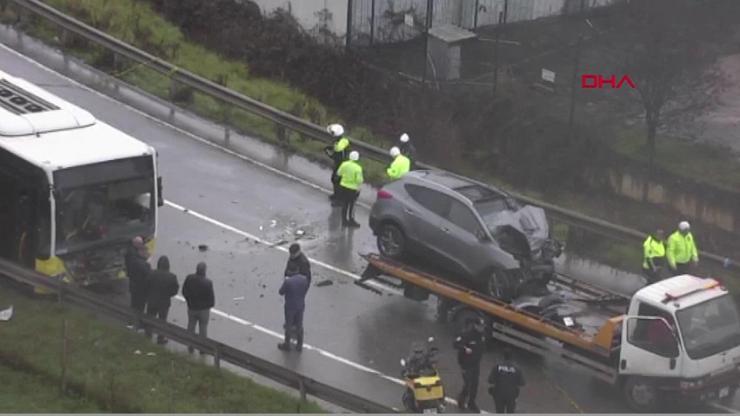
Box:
[635,274,727,312]
[0,71,153,171]
[428,24,477,44]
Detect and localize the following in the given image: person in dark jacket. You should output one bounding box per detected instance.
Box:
[285,243,311,286]
[488,348,525,413]
[182,262,214,354]
[145,255,179,344]
[125,236,151,329]
[454,317,486,412]
[398,133,417,170]
[278,263,309,352]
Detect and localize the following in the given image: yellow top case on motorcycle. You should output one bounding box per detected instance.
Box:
[412,376,445,401]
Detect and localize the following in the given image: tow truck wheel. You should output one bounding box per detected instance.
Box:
[623,376,660,413]
[377,223,406,259]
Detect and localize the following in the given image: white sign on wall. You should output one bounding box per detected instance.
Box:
[541,69,556,83]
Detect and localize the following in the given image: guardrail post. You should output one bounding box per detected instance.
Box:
[299,379,307,403]
[60,319,68,393]
[217,75,231,147]
[168,78,177,121]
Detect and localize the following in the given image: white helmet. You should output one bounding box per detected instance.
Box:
[679,221,691,231]
[400,133,410,143]
[390,146,401,157]
[327,123,345,137]
[349,151,360,161]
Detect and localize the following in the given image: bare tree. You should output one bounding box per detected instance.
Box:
[611,0,725,200]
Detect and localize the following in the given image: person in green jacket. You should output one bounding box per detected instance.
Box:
[642,229,666,283]
[666,221,699,275]
[386,146,410,181]
[324,124,350,206]
[337,151,363,228]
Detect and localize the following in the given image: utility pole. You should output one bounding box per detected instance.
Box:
[370,0,376,46]
[345,0,353,50]
[567,0,586,134]
[492,0,508,97]
[493,11,503,97]
[422,0,434,85]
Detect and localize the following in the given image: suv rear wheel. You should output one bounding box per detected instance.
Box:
[377,223,406,259]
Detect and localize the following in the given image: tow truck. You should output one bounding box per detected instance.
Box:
[359,253,740,412]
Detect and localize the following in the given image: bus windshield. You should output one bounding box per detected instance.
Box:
[676,294,740,360]
[54,157,154,254]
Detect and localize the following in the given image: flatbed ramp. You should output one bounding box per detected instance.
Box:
[359,253,624,383]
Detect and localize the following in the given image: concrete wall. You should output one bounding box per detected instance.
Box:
[603,163,738,233]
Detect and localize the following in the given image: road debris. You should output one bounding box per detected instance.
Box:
[233,296,245,301]
[198,244,208,252]
[316,280,333,287]
[146,352,156,357]
[134,349,142,355]
[0,305,13,321]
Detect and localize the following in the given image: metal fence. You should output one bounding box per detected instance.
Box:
[4,0,738,276]
[0,257,395,413]
[347,0,617,46]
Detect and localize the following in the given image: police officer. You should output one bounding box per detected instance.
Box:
[642,229,666,284]
[336,151,363,228]
[453,317,485,412]
[488,348,525,413]
[666,221,699,275]
[398,133,417,169]
[386,146,410,181]
[324,124,350,206]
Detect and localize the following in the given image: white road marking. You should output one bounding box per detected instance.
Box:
[163,200,401,296]
[709,403,740,413]
[0,41,372,209]
[1,40,472,410]
[173,295,467,409]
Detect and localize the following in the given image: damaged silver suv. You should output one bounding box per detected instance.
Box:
[369,170,562,301]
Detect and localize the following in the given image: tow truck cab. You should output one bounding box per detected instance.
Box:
[619,275,740,411]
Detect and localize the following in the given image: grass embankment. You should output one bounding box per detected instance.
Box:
[0,0,390,185]
[0,283,323,413]
[612,127,740,192]
[0,363,102,412]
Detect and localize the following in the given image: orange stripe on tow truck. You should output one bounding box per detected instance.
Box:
[364,253,618,357]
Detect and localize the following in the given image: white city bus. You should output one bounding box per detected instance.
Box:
[0,70,162,288]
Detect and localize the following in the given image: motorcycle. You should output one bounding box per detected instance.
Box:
[400,337,446,413]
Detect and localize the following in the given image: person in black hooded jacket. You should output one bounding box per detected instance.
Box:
[285,243,311,286]
[146,255,179,344]
[182,262,214,354]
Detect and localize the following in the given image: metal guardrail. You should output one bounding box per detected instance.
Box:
[6,0,738,274]
[0,258,395,414]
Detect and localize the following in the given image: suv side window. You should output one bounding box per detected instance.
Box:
[405,184,451,218]
[447,200,482,235]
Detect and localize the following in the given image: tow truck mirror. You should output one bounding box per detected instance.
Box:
[157,176,164,207]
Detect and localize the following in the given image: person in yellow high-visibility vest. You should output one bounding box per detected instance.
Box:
[666,221,699,275]
[323,124,350,206]
[386,146,410,181]
[337,151,364,228]
[642,229,666,283]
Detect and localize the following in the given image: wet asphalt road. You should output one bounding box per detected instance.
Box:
[1,32,737,413]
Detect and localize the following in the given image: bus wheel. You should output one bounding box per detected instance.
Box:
[623,376,660,413]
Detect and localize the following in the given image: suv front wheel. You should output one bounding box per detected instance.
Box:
[377,222,406,259]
